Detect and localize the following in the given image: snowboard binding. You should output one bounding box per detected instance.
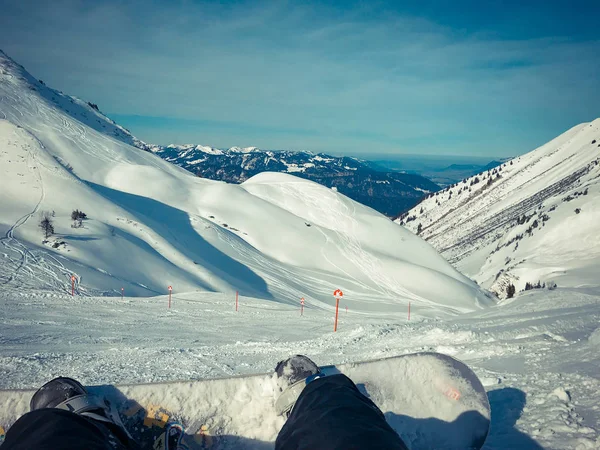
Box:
[275,355,325,416]
[30,377,133,446]
[153,422,184,450]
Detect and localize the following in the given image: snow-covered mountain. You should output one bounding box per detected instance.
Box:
[0,49,490,315]
[397,120,600,297]
[152,143,440,217]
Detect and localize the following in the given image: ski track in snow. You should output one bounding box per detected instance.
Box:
[264,182,435,307]
[0,128,80,294]
[0,129,93,295]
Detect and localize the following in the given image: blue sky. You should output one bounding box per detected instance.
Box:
[1,0,599,157]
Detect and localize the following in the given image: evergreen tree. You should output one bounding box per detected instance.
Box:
[39,214,54,239]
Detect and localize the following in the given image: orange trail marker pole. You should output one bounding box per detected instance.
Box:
[301,297,304,316]
[121,288,124,300]
[333,289,344,332]
[71,275,75,296]
[334,298,340,332]
[168,286,172,309]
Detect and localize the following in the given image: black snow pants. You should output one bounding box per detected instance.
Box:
[276,374,408,450]
[1,408,133,450]
[2,374,407,450]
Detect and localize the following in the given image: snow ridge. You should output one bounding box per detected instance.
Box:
[397,119,600,296]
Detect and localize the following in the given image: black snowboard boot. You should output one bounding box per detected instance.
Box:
[153,422,184,450]
[30,377,133,447]
[275,355,324,417]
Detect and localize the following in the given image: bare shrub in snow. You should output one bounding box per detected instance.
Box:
[524,281,545,291]
[506,283,516,298]
[71,209,87,228]
[71,209,87,221]
[39,213,54,239]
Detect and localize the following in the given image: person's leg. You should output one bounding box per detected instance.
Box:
[2,377,136,450]
[276,374,408,450]
[2,408,130,450]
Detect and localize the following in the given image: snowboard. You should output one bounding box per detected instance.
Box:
[0,352,490,449]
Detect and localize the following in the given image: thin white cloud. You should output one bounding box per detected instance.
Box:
[1,0,598,155]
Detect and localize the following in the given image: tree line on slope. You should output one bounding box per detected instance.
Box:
[39,209,88,240]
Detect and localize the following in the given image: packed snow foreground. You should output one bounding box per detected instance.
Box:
[0,49,599,449]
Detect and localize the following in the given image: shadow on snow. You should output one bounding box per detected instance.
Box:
[90,384,273,450]
[88,182,273,300]
[484,387,544,449]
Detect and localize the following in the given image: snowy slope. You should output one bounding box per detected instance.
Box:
[398,120,600,297]
[0,53,154,152]
[0,50,490,315]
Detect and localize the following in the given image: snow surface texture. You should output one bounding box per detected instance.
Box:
[398,119,600,297]
[0,50,599,449]
[0,49,489,316]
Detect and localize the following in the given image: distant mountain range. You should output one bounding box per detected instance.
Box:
[148,144,440,217]
[363,157,507,187]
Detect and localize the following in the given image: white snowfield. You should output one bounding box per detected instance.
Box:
[399,119,600,296]
[0,49,599,449]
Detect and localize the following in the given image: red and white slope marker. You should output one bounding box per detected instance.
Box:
[333,289,343,331]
